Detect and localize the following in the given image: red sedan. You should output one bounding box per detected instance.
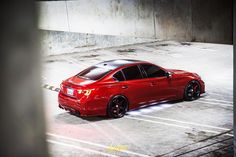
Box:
[58,59,205,118]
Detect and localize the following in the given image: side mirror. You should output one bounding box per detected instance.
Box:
[166,72,172,78]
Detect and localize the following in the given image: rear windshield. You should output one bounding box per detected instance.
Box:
[77,66,111,80]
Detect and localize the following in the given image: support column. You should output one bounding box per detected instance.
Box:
[0,1,48,156]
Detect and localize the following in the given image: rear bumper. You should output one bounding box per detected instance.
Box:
[58,92,88,116]
[58,91,107,116]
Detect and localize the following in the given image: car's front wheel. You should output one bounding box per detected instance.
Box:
[107,95,128,118]
[184,80,201,101]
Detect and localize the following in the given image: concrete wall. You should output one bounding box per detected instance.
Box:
[38,0,233,55]
[191,0,233,43]
[38,1,69,32]
[154,0,192,41]
[154,0,233,43]
[38,0,155,38]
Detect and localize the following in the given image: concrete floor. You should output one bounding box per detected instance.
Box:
[42,41,233,157]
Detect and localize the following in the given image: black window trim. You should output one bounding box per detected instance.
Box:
[120,70,126,80]
[77,65,112,81]
[140,63,167,78]
[138,64,148,78]
[121,65,144,81]
[137,65,145,78]
[112,70,126,82]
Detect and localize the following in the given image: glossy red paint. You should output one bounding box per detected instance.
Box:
[58,60,205,117]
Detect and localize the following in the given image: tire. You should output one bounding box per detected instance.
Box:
[107,95,128,118]
[184,80,201,101]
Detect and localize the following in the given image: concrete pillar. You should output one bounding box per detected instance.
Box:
[0,1,48,157]
[233,0,236,156]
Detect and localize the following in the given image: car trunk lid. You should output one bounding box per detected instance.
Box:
[60,76,95,98]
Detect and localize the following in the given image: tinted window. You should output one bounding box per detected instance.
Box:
[142,64,166,78]
[113,71,125,81]
[122,65,142,80]
[77,66,111,80]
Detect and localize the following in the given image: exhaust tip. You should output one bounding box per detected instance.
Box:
[59,104,64,109]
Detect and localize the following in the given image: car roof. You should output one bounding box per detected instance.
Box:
[95,59,148,70]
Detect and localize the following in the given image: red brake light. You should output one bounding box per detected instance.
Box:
[60,83,94,98]
[60,83,64,90]
[77,89,94,96]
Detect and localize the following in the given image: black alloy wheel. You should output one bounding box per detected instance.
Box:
[184,80,201,101]
[107,95,128,118]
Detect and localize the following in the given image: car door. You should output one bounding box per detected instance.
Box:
[117,65,153,109]
[141,64,176,101]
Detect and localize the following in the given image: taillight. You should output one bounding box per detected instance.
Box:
[60,83,64,90]
[60,83,94,98]
[77,89,95,96]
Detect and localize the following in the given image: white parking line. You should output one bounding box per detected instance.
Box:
[88,122,115,143]
[201,98,233,104]
[136,115,229,131]
[125,116,233,137]
[47,139,119,157]
[47,133,150,157]
[105,121,151,155]
[196,100,233,107]
[126,116,191,129]
[207,92,233,97]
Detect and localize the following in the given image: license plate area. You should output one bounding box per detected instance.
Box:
[67,88,74,96]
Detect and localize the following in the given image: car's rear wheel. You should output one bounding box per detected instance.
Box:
[107,95,128,118]
[184,80,201,101]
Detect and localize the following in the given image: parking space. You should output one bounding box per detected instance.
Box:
[43,41,233,157]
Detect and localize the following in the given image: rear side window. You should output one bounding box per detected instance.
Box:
[77,66,111,80]
[141,64,166,78]
[122,65,142,81]
[113,71,125,81]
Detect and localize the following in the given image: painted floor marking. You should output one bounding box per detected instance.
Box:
[105,121,151,155]
[43,84,60,92]
[201,98,232,104]
[47,133,150,157]
[136,115,229,131]
[125,116,233,137]
[196,100,233,107]
[207,92,233,98]
[48,139,119,157]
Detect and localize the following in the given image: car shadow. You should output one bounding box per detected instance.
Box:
[54,111,112,124]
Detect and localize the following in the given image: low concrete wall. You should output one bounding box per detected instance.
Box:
[40,30,156,56]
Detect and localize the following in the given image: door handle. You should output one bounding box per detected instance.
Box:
[121,85,128,89]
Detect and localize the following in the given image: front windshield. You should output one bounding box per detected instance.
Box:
[77,66,111,80]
